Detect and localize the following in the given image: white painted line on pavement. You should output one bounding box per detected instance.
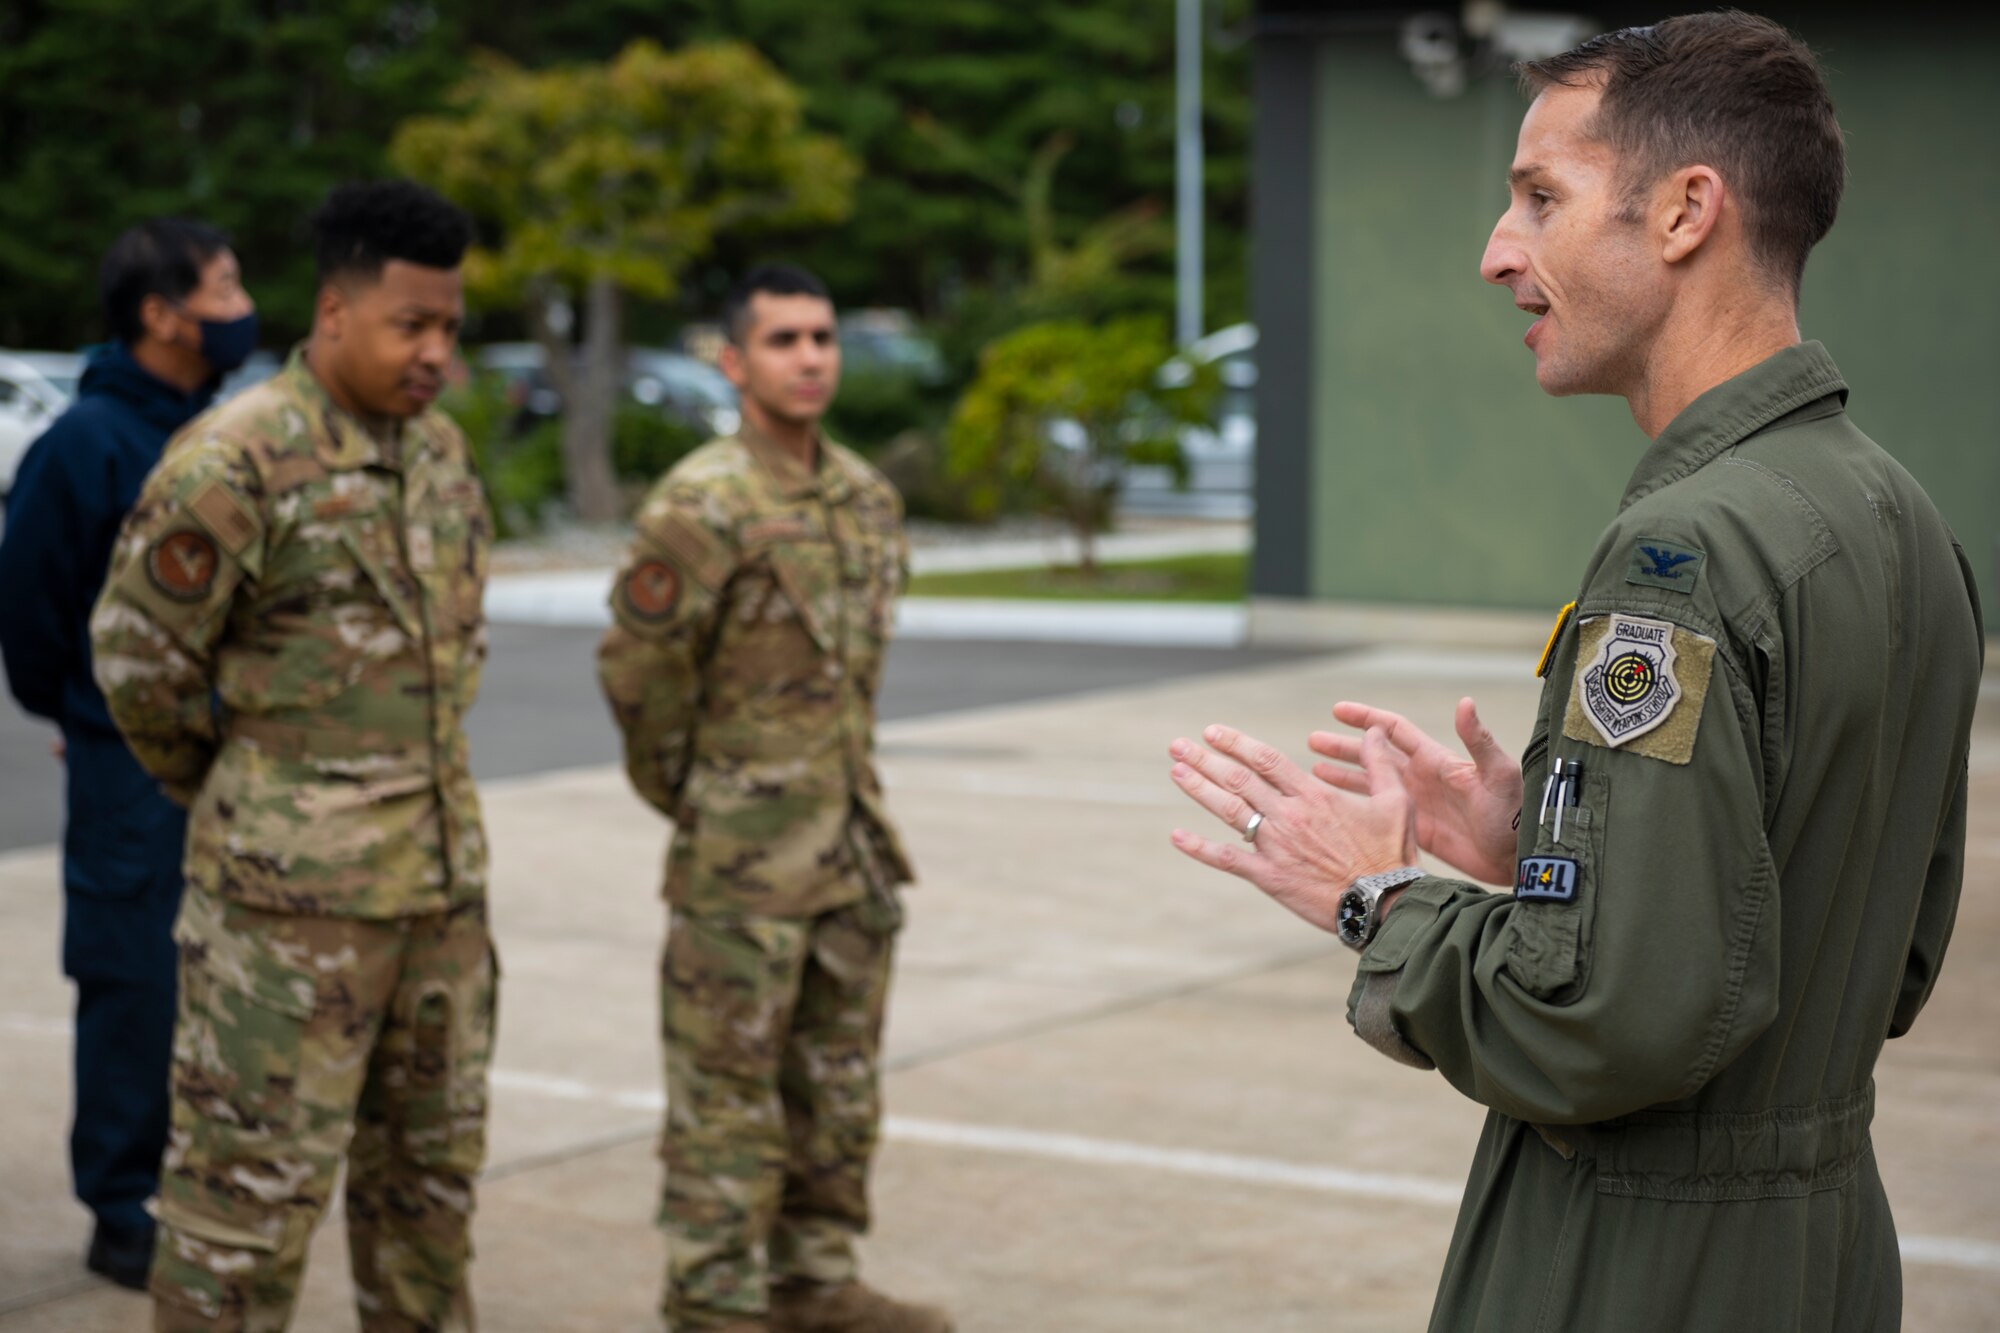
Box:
[489,1068,664,1112]
[1899,1235,2000,1274]
[920,771,1182,809]
[482,1067,2000,1274]
[880,1114,1463,1207]
[0,1013,70,1038]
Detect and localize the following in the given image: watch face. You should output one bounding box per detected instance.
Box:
[1336,887,1370,948]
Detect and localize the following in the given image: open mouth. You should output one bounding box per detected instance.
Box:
[1518,298,1551,349]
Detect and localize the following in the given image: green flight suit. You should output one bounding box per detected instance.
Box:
[1347,343,1985,1332]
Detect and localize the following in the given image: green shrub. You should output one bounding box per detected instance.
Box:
[613,404,705,484]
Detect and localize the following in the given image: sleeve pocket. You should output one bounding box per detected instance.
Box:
[1504,769,1607,1001]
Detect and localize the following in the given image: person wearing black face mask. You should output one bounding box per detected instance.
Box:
[0,216,255,1291]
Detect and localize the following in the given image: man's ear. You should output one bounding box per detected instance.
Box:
[717,340,746,389]
[315,280,348,341]
[137,293,183,346]
[1661,165,1726,266]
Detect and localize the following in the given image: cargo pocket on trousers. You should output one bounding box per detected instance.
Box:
[401,938,497,1178]
[170,892,316,1137]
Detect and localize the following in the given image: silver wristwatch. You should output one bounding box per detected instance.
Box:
[1336,867,1428,951]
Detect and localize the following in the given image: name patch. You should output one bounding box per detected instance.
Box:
[1515,856,1580,903]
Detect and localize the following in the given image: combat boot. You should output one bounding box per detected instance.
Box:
[769,1281,954,1333]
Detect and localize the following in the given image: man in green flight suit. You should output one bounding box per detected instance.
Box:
[91,181,494,1331]
[1165,13,1983,1332]
[598,264,951,1333]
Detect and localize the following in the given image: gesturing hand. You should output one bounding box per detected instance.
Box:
[1168,723,1419,936]
[1308,698,1522,886]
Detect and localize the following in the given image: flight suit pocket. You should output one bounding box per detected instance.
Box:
[1505,766,1607,1000]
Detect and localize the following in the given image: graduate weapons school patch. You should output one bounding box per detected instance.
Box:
[1562,613,1717,765]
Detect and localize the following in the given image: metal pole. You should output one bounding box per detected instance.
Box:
[1176,0,1204,349]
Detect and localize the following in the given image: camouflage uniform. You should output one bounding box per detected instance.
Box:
[90,349,495,1332]
[597,423,913,1330]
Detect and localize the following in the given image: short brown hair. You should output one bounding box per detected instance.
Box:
[1519,11,1845,294]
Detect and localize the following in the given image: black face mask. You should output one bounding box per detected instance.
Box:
[176,307,260,374]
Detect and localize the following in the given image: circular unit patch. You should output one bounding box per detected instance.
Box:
[147,530,220,602]
[1603,651,1658,706]
[625,559,681,622]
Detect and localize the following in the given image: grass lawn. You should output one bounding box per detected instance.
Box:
[906,551,1247,602]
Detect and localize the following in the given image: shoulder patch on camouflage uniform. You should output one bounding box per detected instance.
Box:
[146,529,221,602]
[1562,613,1716,765]
[188,480,260,556]
[1626,537,1706,594]
[623,559,682,622]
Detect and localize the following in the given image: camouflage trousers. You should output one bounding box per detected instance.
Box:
[659,888,901,1330]
[151,887,497,1332]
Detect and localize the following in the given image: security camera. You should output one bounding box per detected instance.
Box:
[1401,13,1468,97]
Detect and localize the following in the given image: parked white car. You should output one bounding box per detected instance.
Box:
[0,352,74,498]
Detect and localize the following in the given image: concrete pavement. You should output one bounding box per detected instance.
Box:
[2,645,1996,1330]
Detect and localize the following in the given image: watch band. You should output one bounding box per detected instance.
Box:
[1337,866,1428,950]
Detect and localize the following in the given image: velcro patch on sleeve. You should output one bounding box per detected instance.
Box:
[146,529,222,602]
[1515,856,1580,903]
[651,513,733,592]
[621,559,682,623]
[1562,613,1717,765]
[188,480,260,556]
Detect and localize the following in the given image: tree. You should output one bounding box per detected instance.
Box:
[0,0,475,348]
[391,39,856,520]
[944,315,1215,573]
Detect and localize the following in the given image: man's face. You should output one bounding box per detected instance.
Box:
[178,249,254,326]
[318,260,464,419]
[1480,84,1667,397]
[143,249,254,350]
[720,293,840,428]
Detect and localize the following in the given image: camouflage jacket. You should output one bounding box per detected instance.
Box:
[90,348,491,918]
[597,423,914,918]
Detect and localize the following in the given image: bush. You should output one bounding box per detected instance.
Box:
[943,315,1215,568]
[826,369,946,455]
[613,404,705,486]
[446,376,707,537]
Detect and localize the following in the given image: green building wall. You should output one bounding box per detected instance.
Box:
[1287,22,1998,619]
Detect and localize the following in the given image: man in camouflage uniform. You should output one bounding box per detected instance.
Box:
[91,181,493,1332]
[599,264,951,1333]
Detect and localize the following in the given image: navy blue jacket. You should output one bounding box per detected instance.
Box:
[0,344,214,899]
